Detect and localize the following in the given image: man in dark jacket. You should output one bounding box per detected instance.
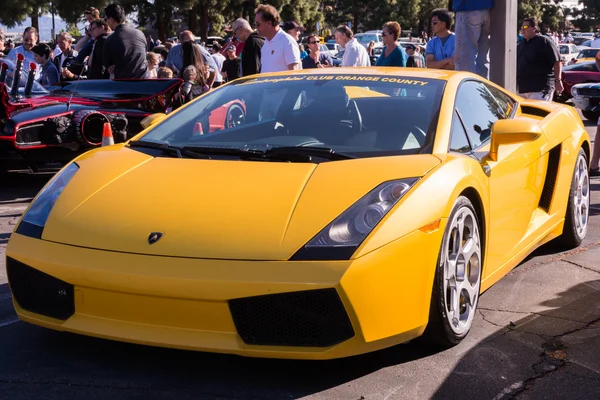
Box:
[517,17,562,100]
[231,18,264,77]
[53,32,81,81]
[62,19,110,80]
[102,3,147,79]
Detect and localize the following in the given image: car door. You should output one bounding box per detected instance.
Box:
[454,80,547,276]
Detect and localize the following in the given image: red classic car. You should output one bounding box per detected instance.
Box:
[555,60,600,102]
[0,58,245,172]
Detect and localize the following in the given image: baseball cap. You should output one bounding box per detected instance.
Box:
[283,21,304,32]
[406,44,416,50]
[227,45,236,51]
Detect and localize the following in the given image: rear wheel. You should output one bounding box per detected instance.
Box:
[425,196,482,347]
[559,148,590,248]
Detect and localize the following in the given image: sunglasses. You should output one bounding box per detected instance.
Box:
[308,41,320,44]
[522,25,530,29]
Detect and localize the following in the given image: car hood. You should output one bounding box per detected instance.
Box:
[42,146,441,260]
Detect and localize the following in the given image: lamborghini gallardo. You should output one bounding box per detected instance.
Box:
[6,68,591,359]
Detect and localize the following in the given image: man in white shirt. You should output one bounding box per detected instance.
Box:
[335,25,370,67]
[254,4,301,73]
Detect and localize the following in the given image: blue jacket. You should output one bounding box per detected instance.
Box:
[453,0,494,12]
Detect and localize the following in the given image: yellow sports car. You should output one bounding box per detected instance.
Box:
[6,68,591,360]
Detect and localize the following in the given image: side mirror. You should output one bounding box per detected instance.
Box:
[488,118,543,161]
[140,113,167,129]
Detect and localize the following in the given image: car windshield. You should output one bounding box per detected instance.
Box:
[560,45,570,54]
[578,49,599,58]
[1,59,49,95]
[326,43,337,50]
[137,74,445,160]
[355,34,379,44]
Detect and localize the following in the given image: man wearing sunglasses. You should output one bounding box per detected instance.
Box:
[425,9,455,70]
[517,18,562,101]
[302,34,333,69]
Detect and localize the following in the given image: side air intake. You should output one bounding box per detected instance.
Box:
[539,145,561,212]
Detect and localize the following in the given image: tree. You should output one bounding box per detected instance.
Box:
[0,0,50,31]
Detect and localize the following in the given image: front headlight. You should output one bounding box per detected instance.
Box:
[16,162,79,239]
[571,86,579,97]
[291,179,418,260]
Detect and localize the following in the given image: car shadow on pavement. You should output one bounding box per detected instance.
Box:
[0,315,441,399]
[0,233,10,245]
[0,171,52,203]
[431,279,600,399]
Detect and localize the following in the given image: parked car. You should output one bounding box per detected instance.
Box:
[576,48,600,63]
[555,61,600,103]
[325,42,342,58]
[559,43,580,65]
[6,68,591,360]
[571,81,600,120]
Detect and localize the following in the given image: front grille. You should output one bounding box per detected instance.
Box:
[15,123,44,145]
[229,288,355,347]
[6,257,75,320]
[577,88,600,97]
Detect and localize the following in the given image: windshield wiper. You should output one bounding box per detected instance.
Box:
[262,146,355,161]
[181,145,355,162]
[129,140,209,159]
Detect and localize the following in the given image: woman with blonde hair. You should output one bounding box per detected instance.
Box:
[145,52,160,78]
[375,21,407,67]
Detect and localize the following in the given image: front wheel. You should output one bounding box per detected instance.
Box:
[424,196,483,347]
[558,148,590,248]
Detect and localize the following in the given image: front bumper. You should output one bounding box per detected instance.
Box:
[6,226,444,359]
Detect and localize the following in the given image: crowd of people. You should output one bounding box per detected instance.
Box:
[0,0,564,111]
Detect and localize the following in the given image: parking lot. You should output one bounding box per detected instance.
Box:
[1,120,600,399]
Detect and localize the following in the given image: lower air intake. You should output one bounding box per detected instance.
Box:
[229,288,355,347]
[6,257,75,320]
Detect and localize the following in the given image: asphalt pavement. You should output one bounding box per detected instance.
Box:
[1,118,600,399]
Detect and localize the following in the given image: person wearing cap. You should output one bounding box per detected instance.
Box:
[231,18,264,77]
[221,44,241,82]
[254,4,301,72]
[405,44,425,68]
[283,21,304,42]
[32,43,60,87]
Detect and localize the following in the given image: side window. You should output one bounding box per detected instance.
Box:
[450,110,471,153]
[455,81,504,149]
[486,84,516,118]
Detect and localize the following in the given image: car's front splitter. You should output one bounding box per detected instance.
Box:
[6,225,445,359]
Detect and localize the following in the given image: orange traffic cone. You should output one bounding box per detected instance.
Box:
[193,122,204,136]
[101,122,114,146]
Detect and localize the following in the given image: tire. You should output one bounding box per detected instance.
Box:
[558,148,590,248]
[424,196,483,347]
[581,110,599,121]
[72,110,111,148]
